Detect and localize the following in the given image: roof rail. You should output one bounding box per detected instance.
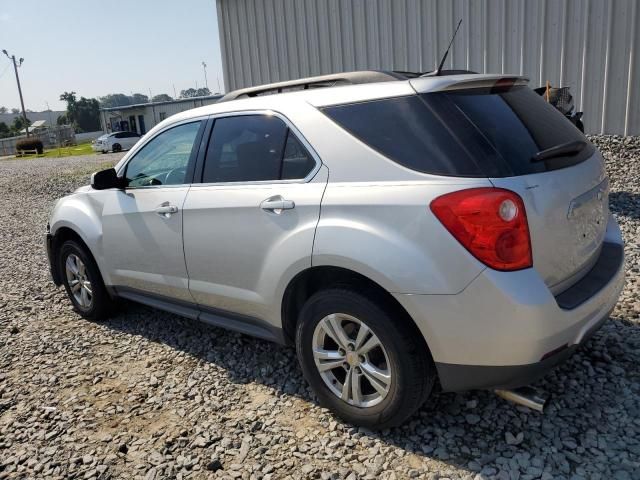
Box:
[219,70,406,102]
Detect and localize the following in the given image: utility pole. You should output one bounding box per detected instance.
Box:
[2,49,29,137]
[44,101,53,128]
[202,61,208,90]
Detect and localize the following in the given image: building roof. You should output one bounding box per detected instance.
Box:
[19,119,47,133]
[100,95,223,112]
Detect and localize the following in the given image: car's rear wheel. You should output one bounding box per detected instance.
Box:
[112,143,122,152]
[58,239,115,321]
[296,288,436,428]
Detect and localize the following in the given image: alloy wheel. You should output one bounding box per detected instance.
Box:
[65,253,93,309]
[312,313,392,408]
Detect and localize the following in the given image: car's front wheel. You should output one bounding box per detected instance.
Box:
[112,143,122,153]
[58,239,115,321]
[296,288,436,428]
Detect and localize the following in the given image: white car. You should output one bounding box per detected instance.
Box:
[48,71,624,427]
[93,131,141,153]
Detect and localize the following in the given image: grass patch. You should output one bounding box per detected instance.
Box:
[34,142,96,158]
[11,140,97,159]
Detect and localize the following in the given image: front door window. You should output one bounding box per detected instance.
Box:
[124,121,202,187]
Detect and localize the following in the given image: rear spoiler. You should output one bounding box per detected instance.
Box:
[410,75,529,94]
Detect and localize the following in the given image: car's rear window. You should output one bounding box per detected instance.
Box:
[321,86,593,178]
[442,86,593,175]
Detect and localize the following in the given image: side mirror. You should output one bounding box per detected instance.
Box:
[91,168,125,190]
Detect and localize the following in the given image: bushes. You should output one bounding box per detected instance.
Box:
[16,138,44,155]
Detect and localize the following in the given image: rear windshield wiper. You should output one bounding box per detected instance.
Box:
[531,140,587,163]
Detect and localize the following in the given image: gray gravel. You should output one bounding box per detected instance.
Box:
[1,139,639,480]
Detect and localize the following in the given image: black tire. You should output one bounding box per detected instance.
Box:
[112,143,122,153]
[295,288,436,429]
[58,239,115,321]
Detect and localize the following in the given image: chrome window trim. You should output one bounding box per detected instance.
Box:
[192,109,322,188]
[114,115,209,184]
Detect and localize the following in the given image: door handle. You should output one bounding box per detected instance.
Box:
[260,196,295,214]
[155,204,179,217]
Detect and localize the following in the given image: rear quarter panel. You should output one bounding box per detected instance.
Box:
[313,180,491,295]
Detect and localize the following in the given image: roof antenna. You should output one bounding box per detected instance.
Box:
[422,19,462,77]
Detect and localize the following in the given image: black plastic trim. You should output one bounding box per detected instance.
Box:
[555,242,624,310]
[112,286,285,344]
[45,233,62,286]
[192,116,215,185]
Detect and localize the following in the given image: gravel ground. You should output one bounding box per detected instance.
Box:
[1,139,639,480]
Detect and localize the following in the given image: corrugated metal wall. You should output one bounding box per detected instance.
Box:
[217,0,640,135]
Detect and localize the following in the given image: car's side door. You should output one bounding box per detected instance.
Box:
[101,119,206,302]
[182,112,327,326]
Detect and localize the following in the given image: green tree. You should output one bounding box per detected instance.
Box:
[59,91,100,132]
[99,93,131,108]
[0,106,7,114]
[180,87,211,98]
[10,108,19,114]
[180,88,197,98]
[0,121,10,138]
[73,97,101,132]
[130,93,149,104]
[59,91,77,123]
[152,94,173,102]
[11,116,31,133]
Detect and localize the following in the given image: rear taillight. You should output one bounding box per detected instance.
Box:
[430,188,532,271]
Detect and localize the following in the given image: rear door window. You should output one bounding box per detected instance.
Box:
[322,96,484,177]
[202,115,316,183]
[281,131,316,180]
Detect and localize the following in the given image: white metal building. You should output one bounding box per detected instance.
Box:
[99,96,222,135]
[216,0,640,135]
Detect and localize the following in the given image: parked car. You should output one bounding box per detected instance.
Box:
[93,131,141,153]
[46,71,624,428]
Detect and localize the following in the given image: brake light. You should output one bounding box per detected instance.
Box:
[430,188,532,271]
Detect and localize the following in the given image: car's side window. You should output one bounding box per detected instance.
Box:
[281,130,316,180]
[201,115,315,183]
[124,121,202,188]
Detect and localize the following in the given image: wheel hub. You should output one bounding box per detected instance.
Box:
[312,313,391,408]
[345,351,359,367]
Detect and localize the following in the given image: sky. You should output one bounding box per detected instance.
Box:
[0,0,224,112]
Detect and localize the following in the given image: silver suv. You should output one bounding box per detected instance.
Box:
[46,72,625,427]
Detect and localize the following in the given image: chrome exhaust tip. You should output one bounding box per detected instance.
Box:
[495,386,548,413]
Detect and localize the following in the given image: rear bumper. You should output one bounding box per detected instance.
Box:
[434,307,611,391]
[394,214,625,392]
